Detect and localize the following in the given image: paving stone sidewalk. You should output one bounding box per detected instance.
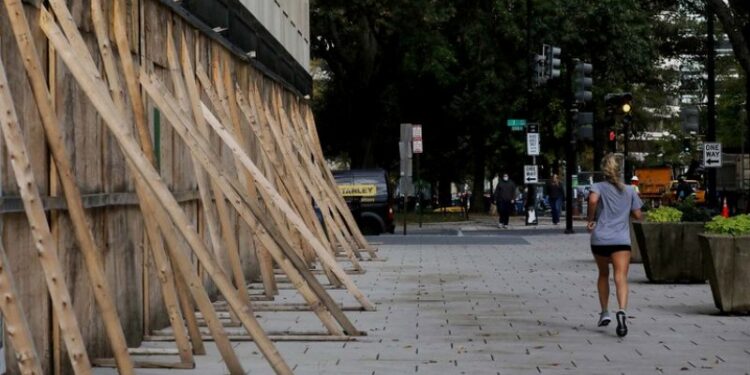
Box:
[95,223,750,374]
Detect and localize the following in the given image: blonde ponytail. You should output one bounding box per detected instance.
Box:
[601,154,625,192]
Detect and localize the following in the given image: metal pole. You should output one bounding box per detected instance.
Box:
[624,119,630,181]
[417,153,422,228]
[525,0,537,225]
[706,1,718,209]
[565,57,576,234]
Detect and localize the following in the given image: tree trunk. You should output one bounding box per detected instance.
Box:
[438,174,452,209]
[471,142,487,213]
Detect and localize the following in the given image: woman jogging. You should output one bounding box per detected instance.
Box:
[586,154,642,337]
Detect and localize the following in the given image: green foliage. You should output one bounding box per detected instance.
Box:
[311,0,691,199]
[646,206,683,223]
[704,215,750,236]
[674,197,712,222]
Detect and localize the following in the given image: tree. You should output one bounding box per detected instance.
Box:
[311,0,674,212]
[707,0,750,151]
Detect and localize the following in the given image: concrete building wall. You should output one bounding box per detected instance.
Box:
[240,0,310,71]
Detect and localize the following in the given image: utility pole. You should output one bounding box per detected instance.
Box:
[706,0,717,209]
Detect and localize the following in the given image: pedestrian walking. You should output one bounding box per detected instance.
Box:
[676,176,693,202]
[586,154,643,337]
[546,174,564,225]
[494,173,516,229]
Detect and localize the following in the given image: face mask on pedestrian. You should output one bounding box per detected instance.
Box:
[503,175,508,181]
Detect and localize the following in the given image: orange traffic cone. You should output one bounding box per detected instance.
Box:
[721,198,730,218]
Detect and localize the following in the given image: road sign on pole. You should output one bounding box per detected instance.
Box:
[507,119,526,127]
[527,133,540,156]
[412,124,423,154]
[524,165,538,183]
[703,142,722,168]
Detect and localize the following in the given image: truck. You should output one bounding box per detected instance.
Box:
[633,167,673,205]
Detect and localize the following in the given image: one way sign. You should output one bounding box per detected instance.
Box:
[703,143,722,168]
[524,165,538,183]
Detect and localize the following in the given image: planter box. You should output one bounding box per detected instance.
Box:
[632,222,706,283]
[629,221,642,263]
[699,234,750,314]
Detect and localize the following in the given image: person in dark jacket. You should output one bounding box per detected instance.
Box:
[676,176,694,202]
[494,173,517,228]
[546,174,565,225]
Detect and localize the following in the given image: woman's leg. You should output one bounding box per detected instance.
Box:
[593,254,610,311]
[611,251,631,310]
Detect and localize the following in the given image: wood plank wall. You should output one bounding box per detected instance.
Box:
[0,0,296,373]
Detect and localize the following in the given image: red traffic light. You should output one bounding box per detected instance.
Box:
[609,131,616,141]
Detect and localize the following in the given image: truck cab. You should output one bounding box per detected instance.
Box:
[333,169,395,235]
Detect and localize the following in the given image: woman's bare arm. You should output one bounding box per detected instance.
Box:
[587,192,599,232]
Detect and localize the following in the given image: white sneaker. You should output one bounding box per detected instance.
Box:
[597,311,611,327]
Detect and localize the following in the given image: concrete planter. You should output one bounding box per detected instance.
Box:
[698,234,750,314]
[632,222,706,283]
[629,221,642,263]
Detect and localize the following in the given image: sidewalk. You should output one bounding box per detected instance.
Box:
[96,224,750,374]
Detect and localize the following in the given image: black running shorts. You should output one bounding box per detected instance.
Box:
[591,245,631,257]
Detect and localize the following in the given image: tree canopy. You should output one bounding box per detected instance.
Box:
[311,0,749,209]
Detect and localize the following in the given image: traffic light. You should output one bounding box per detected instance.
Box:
[544,45,561,79]
[608,130,617,151]
[619,93,633,127]
[532,54,546,87]
[574,61,593,104]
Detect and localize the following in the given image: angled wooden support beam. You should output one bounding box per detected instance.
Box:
[288,103,377,259]
[48,2,237,370]
[264,88,364,270]
[39,10,291,374]
[173,31,253,311]
[195,59,280,298]
[90,0,198,364]
[0,50,92,375]
[294,103,377,256]
[235,82,342,287]
[149,68,351,335]
[92,359,194,369]
[3,0,139,373]
[193,98,375,311]
[0,241,45,375]
[146,334,355,342]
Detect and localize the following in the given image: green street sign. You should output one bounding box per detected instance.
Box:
[507,119,526,127]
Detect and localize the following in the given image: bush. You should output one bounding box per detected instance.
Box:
[674,197,712,222]
[704,214,750,236]
[646,206,683,223]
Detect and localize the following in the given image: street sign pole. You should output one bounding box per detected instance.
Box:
[412,124,424,228]
[526,123,540,226]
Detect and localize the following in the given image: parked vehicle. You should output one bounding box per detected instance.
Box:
[333,169,395,235]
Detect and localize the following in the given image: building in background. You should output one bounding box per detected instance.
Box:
[179,0,311,95]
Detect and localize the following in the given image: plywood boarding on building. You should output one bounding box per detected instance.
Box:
[0,3,52,373]
[0,0,374,373]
